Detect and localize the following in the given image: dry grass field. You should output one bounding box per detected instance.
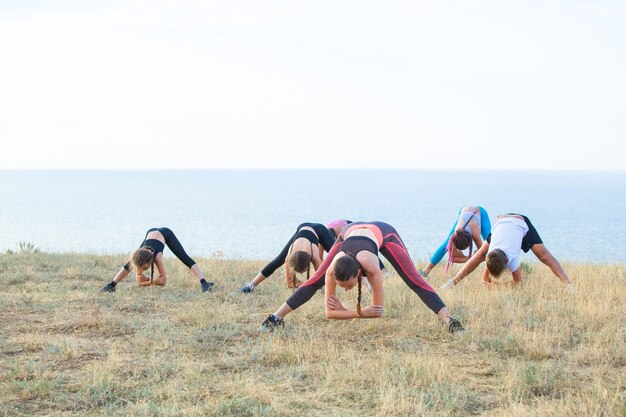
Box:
[0,250,624,416]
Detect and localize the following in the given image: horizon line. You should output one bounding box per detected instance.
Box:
[1,168,625,172]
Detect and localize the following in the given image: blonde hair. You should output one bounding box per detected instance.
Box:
[287,251,311,289]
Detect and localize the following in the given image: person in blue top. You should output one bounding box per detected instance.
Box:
[420,206,491,277]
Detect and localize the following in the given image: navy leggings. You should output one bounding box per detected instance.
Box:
[123,227,196,270]
[285,222,446,314]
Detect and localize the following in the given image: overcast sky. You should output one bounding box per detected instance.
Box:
[0,0,624,169]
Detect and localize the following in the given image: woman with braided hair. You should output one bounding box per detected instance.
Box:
[100,227,214,293]
[259,221,464,333]
[419,206,491,277]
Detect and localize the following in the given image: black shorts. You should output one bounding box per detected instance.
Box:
[486,214,543,253]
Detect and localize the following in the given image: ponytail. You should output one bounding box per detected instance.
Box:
[347,253,363,316]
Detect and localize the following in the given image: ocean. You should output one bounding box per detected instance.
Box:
[0,170,624,264]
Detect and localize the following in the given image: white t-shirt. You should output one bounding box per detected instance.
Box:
[488,217,529,272]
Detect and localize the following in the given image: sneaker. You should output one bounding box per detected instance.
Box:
[101,283,116,293]
[448,317,464,333]
[200,280,215,292]
[258,314,284,333]
[239,282,254,293]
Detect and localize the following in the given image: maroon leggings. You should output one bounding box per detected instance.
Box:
[285,221,446,314]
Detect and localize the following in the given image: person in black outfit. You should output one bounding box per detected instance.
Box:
[239,222,343,293]
[101,227,214,293]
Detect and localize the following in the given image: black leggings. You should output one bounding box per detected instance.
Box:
[123,227,196,270]
[261,223,334,277]
[285,222,446,315]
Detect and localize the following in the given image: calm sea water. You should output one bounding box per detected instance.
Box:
[0,170,624,263]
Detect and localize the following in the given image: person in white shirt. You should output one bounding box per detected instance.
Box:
[439,214,575,292]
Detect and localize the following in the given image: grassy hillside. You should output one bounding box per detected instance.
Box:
[0,251,624,416]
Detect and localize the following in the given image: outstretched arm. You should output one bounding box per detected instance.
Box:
[531,244,572,285]
[445,242,489,287]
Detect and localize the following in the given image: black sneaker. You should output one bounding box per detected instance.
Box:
[258,314,284,333]
[101,283,116,293]
[200,280,214,292]
[448,317,465,333]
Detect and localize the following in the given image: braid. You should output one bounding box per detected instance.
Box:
[356,276,362,317]
[148,248,155,284]
[346,254,363,316]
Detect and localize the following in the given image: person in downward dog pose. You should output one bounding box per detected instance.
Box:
[258,221,464,333]
[101,227,214,292]
[239,221,348,293]
[439,214,575,291]
[419,206,491,277]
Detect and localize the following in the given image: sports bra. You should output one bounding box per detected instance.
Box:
[339,236,379,257]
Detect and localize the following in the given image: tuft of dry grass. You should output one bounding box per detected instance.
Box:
[0,252,624,416]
